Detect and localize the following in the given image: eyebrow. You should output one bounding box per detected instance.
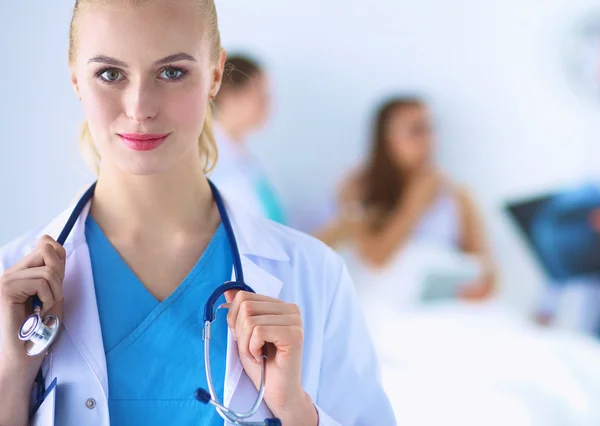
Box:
[87,52,197,67]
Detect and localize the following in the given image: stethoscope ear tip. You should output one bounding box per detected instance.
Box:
[265,419,282,426]
[194,387,212,404]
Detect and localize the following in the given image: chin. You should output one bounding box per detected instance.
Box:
[115,156,171,176]
[106,140,199,177]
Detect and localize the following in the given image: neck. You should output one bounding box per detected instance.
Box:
[402,163,431,181]
[90,159,217,240]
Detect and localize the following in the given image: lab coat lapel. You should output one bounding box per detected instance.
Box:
[34,199,109,399]
[61,233,109,397]
[221,198,287,415]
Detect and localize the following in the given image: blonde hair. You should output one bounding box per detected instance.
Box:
[69,0,221,175]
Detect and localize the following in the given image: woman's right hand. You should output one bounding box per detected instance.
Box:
[337,167,365,207]
[0,235,66,370]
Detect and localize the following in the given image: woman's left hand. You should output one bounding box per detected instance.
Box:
[458,270,495,301]
[224,291,318,426]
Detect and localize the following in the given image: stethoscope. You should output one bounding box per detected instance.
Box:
[19,180,281,426]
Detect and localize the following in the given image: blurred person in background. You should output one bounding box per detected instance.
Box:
[210,54,288,225]
[317,96,496,301]
[532,184,600,337]
[531,45,600,336]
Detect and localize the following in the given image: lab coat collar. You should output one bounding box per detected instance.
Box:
[29,184,289,411]
[31,183,291,262]
[222,194,290,263]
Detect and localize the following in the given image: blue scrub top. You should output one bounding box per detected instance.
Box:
[86,216,231,426]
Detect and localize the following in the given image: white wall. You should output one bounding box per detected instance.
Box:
[0,2,93,241]
[216,0,600,313]
[1,0,599,313]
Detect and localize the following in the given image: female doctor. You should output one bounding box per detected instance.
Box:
[0,1,395,426]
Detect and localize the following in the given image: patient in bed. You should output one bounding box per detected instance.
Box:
[316,95,496,303]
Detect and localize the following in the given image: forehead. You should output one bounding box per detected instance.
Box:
[75,1,208,64]
[388,105,425,124]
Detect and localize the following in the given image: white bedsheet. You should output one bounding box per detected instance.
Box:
[340,241,600,425]
[374,302,600,426]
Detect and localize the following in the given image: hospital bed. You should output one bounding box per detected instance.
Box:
[340,242,600,426]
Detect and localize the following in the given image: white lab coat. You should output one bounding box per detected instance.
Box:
[0,192,396,426]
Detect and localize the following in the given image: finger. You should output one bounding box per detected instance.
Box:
[224,289,279,304]
[28,279,55,312]
[235,314,257,364]
[6,277,55,309]
[249,325,304,363]
[4,237,65,275]
[224,289,239,304]
[4,249,46,274]
[236,314,302,363]
[239,314,302,329]
[227,293,285,329]
[37,237,66,281]
[23,266,63,306]
[232,300,300,327]
[37,235,66,263]
[39,243,65,282]
[9,267,62,309]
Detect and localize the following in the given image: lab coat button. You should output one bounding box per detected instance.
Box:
[86,398,96,409]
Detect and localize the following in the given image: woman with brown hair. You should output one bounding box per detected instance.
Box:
[318,96,496,301]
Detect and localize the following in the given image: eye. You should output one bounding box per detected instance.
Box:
[159,67,186,81]
[98,69,123,82]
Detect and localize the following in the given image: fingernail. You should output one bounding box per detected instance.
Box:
[230,328,237,340]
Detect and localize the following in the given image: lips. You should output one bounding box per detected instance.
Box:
[118,133,169,152]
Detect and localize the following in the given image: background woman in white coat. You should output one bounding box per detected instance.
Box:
[210,54,288,225]
[0,1,395,425]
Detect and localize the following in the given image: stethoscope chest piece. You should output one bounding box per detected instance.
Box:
[19,310,60,356]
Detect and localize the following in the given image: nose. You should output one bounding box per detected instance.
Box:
[124,79,159,123]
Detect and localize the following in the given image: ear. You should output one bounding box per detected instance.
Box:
[209,48,227,100]
[70,68,81,100]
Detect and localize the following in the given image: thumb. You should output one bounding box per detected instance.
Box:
[224,289,239,304]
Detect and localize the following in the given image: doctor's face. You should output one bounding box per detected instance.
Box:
[70,0,223,175]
